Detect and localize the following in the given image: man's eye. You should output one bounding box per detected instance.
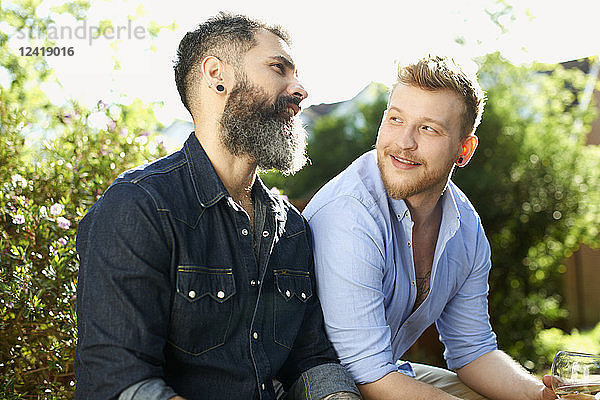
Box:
[272,63,285,73]
[422,125,437,133]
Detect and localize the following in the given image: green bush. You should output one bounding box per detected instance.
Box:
[0,3,167,397]
[1,101,166,397]
[534,323,600,370]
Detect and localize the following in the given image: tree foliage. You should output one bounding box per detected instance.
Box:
[1,2,167,397]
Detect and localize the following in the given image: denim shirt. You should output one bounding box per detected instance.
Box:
[75,133,357,400]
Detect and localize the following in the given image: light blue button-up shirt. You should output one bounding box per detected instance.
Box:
[303,150,497,384]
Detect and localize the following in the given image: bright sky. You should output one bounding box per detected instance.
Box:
[7,0,600,126]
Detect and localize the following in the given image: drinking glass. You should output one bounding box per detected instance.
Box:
[551,351,600,399]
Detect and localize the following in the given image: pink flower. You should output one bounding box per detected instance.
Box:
[58,238,68,246]
[12,214,25,225]
[50,203,64,216]
[57,217,71,229]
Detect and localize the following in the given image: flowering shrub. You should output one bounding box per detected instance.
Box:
[1,91,167,400]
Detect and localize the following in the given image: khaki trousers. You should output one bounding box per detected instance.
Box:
[412,363,489,400]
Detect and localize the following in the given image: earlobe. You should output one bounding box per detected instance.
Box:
[455,135,479,167]
[201,56,226,94]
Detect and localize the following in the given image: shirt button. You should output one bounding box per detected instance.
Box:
[411,281,416,286]
[301,292,306,299]
[257,280,261,285]
[217,290,225,299]
[241,228,249,236]
[262,230,269,237]
[250,280,256,286]
[188,290,196,299]
[261,383,266,390]
[253,332,259,340]
[407,241,411,247]
[285,290,291,297]
[405,210,409,217]
[396,213,402,220]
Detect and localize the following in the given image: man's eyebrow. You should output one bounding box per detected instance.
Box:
[268,55,296,72]
[388,106,449,130]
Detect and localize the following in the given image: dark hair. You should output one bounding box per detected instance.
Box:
[394,55,485,137]
[174,12,290,114]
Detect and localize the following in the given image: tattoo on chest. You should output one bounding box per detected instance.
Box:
[413,270,432,311]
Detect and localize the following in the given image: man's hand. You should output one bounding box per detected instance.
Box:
[322,392,362,399]
[539,375,557,400]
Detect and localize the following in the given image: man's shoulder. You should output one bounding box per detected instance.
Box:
[95,148,199,220]
[304,150,387,219]
[113,149,187,188]
[447,181,482,224]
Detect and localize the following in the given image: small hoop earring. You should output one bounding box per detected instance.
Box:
[216,84,225,92]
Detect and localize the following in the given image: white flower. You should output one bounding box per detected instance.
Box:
[57,217,71,230]
[50,203,64,216]
[12,214,25,224]
[11,174,27,188]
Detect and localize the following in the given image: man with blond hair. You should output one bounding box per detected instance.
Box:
[303,55,555,400]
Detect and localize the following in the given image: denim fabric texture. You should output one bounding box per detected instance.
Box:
[303,150,498,384]
[75,132,353,400]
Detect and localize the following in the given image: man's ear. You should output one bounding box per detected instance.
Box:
[201,56,227,94]
[455,135,478,167]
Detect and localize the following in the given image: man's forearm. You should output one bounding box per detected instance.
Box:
[456,350,547,400]
[357,371,461,400]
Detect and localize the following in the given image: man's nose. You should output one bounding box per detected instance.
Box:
[395,126,418,150]
[288,78,308,102]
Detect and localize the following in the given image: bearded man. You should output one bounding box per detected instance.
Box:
[74,13,360,400]
[303,55,556,400]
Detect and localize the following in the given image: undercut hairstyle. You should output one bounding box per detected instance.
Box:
[173,12,290,115]
[393,55,485,137]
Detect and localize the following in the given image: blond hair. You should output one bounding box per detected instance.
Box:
[393,55,485,137]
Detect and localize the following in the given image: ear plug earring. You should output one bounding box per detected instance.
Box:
[216,84,224,92]
[457,157,464,164]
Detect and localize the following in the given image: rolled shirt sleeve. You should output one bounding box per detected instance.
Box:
[436,219,497,370]
[286,363,360,399]
[306,196,398,384]
[118,378,177,400]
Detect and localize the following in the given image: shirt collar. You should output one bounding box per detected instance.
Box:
[183,132,285,218]
[387,183,461,233]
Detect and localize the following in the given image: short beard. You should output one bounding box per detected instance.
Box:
[219,78,308,175]
[377,148,455,200]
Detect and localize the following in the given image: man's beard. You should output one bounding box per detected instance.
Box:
[376,147,455,200]
[219,78,308,175]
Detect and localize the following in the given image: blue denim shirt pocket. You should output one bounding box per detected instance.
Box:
[273,269,313,349]
[168,266,236,356]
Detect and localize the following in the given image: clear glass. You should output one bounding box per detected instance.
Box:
[551,351,600,399]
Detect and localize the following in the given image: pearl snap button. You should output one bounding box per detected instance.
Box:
[285,290,291,297]
[262,230,269,237]
[250,280,256,286]
[188,290,196,299]
[241,228,249,236]
[217,290,225,299]
[253,332,259,340]
[301,292,306,299]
